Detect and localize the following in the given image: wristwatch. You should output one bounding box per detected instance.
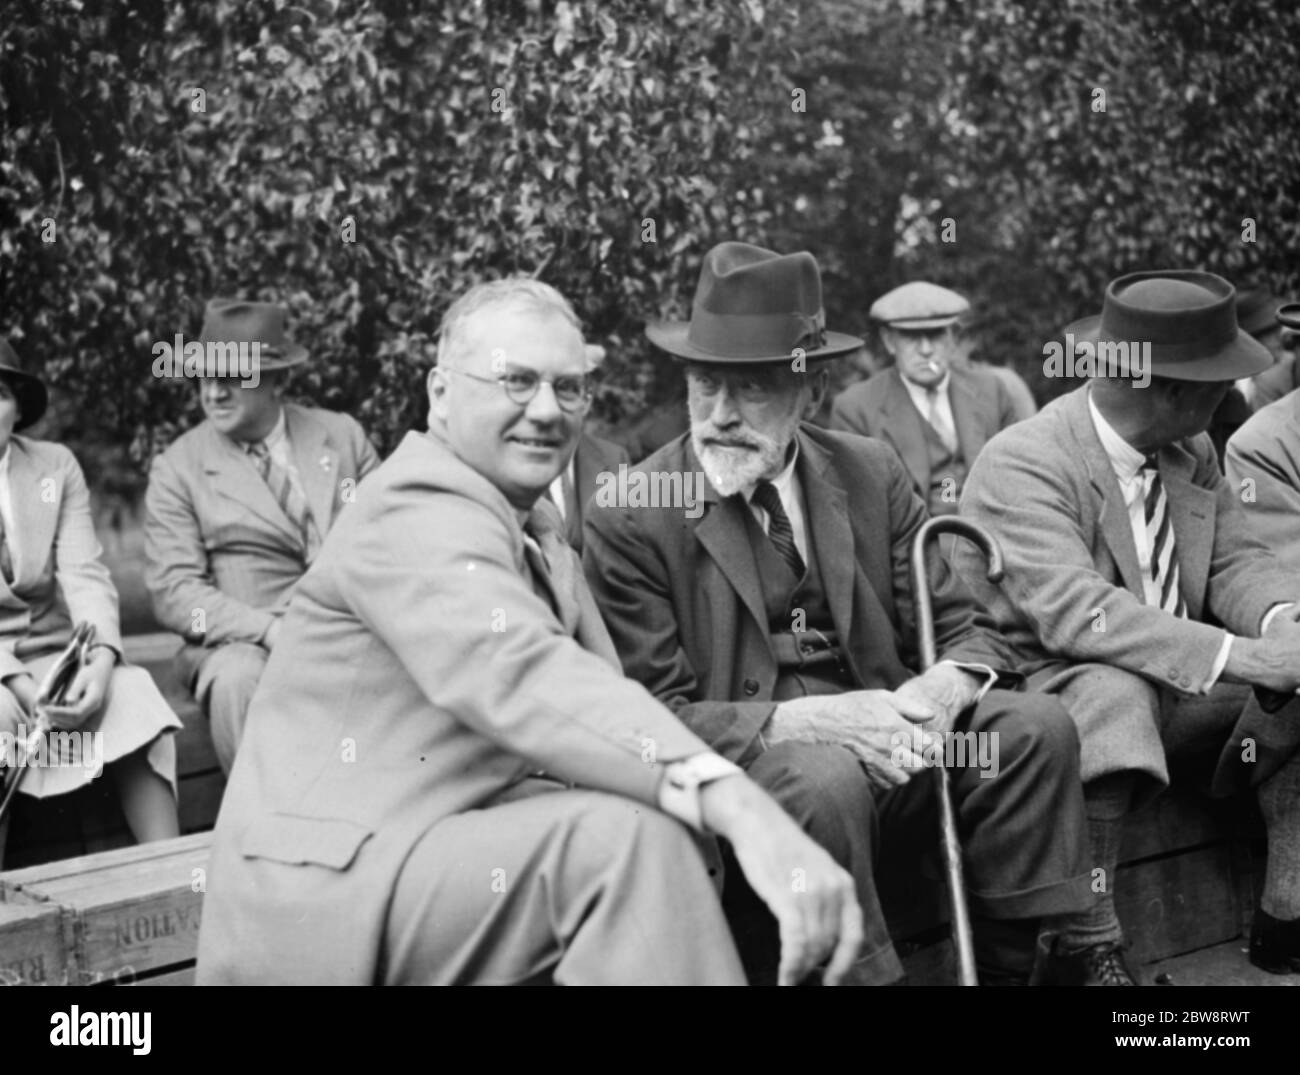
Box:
[657,752,743,832]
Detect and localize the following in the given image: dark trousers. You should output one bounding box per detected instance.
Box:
[721,689,1093,984]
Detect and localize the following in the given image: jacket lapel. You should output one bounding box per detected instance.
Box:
[1066,388,1146,599]
[202,424,301,545]
[286,406,339,532]
[1159,446,1214,619]
[688,442,772,649]
[797,433,857,658]
[948,369,986,463]
[7,440,58,594]
[880,370,930,494]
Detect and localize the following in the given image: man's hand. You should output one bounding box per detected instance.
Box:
[1225,618,1300,693]
[767,689,942,789]
[40,650,115,731]
[892,663,984,736]
[700,775,864,985]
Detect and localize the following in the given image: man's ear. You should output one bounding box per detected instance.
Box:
[878,327,897,358]
[802,365,830,420]
[428,365,451,423]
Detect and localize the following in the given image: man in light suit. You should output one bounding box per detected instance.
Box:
[197,277,864,986]
[144,300,380,772]
[830,282,1020,516]
[958,271,1300,981]
[585,243,1092,986]
[1227,302,1300,573]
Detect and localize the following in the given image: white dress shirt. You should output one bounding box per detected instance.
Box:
[547,458,577,524]
[901,372,958,450]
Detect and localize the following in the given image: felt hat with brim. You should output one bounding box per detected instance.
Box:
[645,242,863,364]
[0,338,49,431]
[197,299,308,374]
[870,281,970,330]
[1063,270,1273,382]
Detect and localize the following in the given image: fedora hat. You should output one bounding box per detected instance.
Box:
[198,299,308,372]
[1064,270,1273,382]
[1277,302,1300,334]
[646,242,863,364]
[0,338,49,432]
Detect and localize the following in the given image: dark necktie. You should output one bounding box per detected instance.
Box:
[1140,454,1185,617]
[246,440,320,559]
[752,480,805,579]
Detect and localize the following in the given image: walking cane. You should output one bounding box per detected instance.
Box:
[910,517,1005,987]
[0,622,97,827]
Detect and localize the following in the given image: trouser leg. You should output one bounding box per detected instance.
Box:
[382,784,745,985]
[728,741,901,986]
[194,643,268,774]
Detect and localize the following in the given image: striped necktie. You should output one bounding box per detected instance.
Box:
[1141,454,1186,617]
[752,480,805,579]
[246,440,321,560]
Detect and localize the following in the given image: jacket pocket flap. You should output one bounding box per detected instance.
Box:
[241,814,373,870]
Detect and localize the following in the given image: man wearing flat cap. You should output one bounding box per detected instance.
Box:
[144,299,380,772]
[584,241,1092,985]
[958,270,1300,982]
[829,282,1021,517]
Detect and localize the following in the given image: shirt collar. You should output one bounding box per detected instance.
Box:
[901,369,951,402]
[1087,389,1147,481]
[0,443,10,478]
[743,437,801,504]
[238,406,287,453]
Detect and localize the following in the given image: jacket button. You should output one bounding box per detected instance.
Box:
[743,679,760,696]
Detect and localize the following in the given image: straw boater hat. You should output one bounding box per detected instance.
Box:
[1063,270,1272,381]
[0,338,49,431]
[645,242,862,363]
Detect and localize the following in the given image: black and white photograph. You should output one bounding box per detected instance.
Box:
[1,0,1299,1044]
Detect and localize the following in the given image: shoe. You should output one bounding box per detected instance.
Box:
[1249,909,1300,974]
[1042,941,1137,986]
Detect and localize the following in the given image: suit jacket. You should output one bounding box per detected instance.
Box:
[957,385,1300,687]
[143,403,380,681]
[829,366,1018,502]
[195,428,709,984]
[565,433,629,551]
[1226,390,1300,572]
[582,424,1013,767]
[0,437,121,678]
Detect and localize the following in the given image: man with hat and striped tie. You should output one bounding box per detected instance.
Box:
[958,270,1300,983]
[144,299,381,773]
[830,281,1022,516]
[584,242,1093,985]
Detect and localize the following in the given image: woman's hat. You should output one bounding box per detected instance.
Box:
[0,338,50,431]
[646,242,863,363]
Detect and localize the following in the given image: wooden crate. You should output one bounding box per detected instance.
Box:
[0,900,66,985]
[0,832,211,983]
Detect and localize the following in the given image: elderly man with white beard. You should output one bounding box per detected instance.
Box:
[583,242,1092,986]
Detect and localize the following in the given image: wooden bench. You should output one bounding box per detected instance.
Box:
[0,832,210,986]
[2,634,225,870]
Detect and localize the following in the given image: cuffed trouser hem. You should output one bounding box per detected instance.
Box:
[965,871,1095,921]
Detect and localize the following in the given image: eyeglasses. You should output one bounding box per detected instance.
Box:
[447,367,592,412]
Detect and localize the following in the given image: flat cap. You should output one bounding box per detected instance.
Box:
[870,281,970,330]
